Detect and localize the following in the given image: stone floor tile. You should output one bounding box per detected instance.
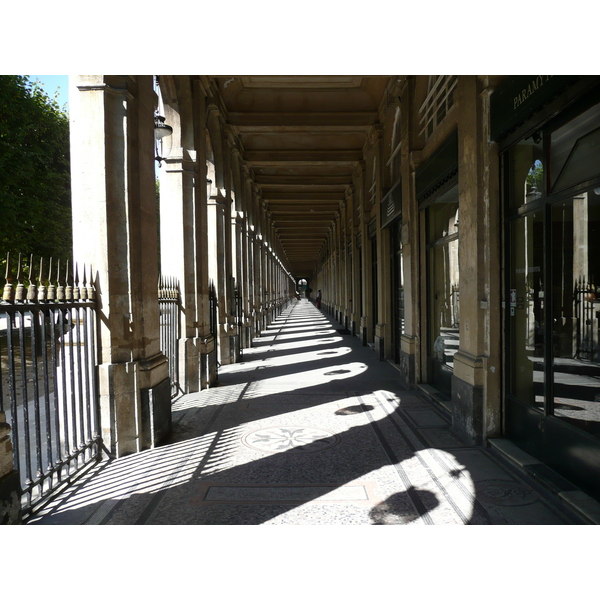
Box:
[28,300,584,526]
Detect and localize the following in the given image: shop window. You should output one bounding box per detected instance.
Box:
[549,101,600,193]
[505,117,600,436]
[507,210,545,408]
[507,136,545,210]
[426,183,460,397]
[550,195,600,433]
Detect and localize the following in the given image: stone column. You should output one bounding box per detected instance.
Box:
[239,210,251,349]
[160,81,203,393]
[399,78,420,387]
[573,193,590,357]
[70,75,170,456]
[369,125,388,361]
[242,169,255,342]
[207,190,230,365]
[0,413,20,523]
[249,225,258,337]
[192,80,217,388]
[260,204,269,328]
[341,198,351,330]
[232,209,244,358]
[451,75,501,444]
[354,162,369,345]
[347,186,359,336]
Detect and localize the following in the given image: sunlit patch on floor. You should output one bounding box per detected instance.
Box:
[242,362,368,398]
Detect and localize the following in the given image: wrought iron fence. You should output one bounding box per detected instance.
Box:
[0,253,100,517]
[158,275,180,398]
[574,279,599,362]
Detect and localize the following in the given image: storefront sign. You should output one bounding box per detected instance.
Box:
[513,76,554,110]
[490,75,584,141]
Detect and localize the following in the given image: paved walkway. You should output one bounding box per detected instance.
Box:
[29,299,584,525]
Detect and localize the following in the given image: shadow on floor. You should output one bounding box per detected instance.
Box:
[28,302,581,525]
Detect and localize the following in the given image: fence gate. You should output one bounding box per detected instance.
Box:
[1,253,101,519]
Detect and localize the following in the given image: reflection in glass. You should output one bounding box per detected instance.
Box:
[392,222,404,363]
[550,101,600,192]
[508,212,545,408]
[427,184,459,397]
[508,137,544,210]
[551,193,600,436]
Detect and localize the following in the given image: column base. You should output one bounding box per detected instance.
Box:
[360,317,368,346]
[98,362,141,458]
[200,335,217,388]
[451,375,484,445]
[399,334,417,388]
[375,323,386,361]
[178,337,199,394]
[141,377,172,449]
[0,470,21,524]
[451,350,486,445]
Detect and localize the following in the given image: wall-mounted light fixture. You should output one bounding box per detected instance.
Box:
[154,76,173,166]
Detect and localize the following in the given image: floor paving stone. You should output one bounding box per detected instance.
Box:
[28,299,587,525]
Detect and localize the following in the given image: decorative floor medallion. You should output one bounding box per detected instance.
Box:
[242,426,340,454]
[478,480,537,506]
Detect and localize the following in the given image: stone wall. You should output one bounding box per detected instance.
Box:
[0,412,21,524]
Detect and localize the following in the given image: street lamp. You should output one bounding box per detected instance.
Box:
[154,76,173,166]
[155,112,173,165]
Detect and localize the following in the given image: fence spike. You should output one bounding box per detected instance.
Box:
[47,257,56,301]
[2,252,13,301]
[65,260,73,301]
[80,264,88,300]
[15,253,25,301]
[87,265,95,300]
[38,257,46,301]
[27,254,37,301]
[56,258,65,301]
[73,263,80,300]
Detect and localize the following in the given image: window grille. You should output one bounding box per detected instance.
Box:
[369,157,377,205]
[387,105,402,180]
[419,76,458,140]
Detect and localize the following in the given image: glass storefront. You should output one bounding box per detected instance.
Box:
[391,221,404,363]
[426,183,460,398]
[550,195,600,434]
[506,134,546,408]
[503,89,600,496]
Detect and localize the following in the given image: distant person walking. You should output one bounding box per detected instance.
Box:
[316,289,322,309]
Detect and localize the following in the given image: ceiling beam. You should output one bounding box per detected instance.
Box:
[245,150,362,163]
[229,111,378,127]
[254,177,349,186]
[249,161,358,168]
[236,126,371,134]
[263,192,344,201]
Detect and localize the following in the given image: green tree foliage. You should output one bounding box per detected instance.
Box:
[0,75,71,277]
[526,159,544,193]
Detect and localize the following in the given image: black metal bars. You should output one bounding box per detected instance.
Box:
[158,275,180,398]
[1,252,101,518]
